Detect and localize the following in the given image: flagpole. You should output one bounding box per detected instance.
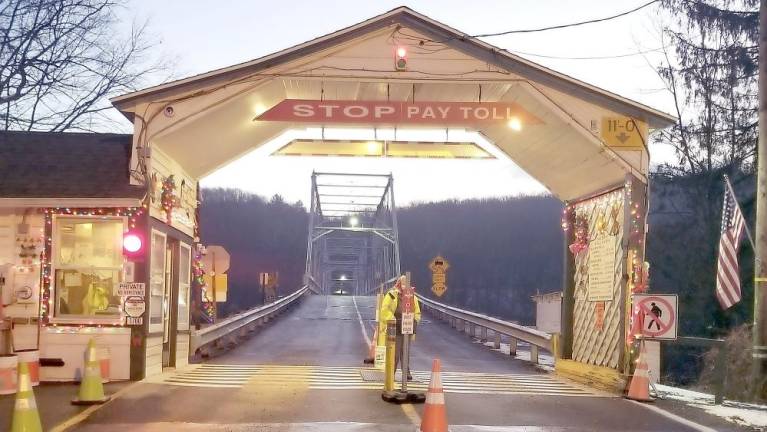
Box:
[723,174,756,250]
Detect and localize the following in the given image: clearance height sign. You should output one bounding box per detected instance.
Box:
[256,99,543,126]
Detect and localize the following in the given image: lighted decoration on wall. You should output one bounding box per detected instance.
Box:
[568,215,589,256]
[192,245,215,324]
[161,175,177,224]
[16,235,41,270]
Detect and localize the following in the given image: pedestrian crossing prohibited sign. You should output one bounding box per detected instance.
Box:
[633,294,678,340]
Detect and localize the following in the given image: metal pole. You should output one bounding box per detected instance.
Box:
[402,334,410,392]
[752,0,767,400]
[389,175,401,275]
[306,172,317,291]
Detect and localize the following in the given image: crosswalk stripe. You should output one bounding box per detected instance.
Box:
[159,364,599,396]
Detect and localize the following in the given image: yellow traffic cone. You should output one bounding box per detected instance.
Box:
[71,339,110,405]
[11,361,42,432]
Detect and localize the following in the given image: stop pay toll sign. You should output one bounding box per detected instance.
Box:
[633,294,678,340]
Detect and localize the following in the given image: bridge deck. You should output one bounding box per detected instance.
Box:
[74,295,738,431]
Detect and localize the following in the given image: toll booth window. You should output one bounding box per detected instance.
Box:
[53,217,124,319]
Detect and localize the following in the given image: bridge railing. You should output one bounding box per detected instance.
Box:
[190,286,308,355]
[416,294,554,365]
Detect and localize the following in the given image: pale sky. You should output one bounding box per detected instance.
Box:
[120,0,677,206]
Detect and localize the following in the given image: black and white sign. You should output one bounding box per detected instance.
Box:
[401,312,415,335]
[118,282,145,297]
[123,296,146,326]
[634,294,678,340]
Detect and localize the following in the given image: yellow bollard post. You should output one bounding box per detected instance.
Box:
[384,319,396,393]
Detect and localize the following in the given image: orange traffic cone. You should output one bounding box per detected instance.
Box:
[420,359,448,432]
[364,327,378,364]
[626,339,653,402]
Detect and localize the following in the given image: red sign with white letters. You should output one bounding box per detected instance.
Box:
[255,99,543,126]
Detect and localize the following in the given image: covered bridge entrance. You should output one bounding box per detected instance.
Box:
[110,6,674,387]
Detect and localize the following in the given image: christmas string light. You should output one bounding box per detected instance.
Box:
[39,207,145,326]
[192,245,215,323]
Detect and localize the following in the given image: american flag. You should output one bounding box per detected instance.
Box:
[716,182,747,309]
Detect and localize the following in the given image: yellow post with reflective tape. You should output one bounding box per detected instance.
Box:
[384,319,396,392]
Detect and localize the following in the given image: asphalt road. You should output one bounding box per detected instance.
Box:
[72,295,751,431]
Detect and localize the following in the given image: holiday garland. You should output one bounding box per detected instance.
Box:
[161,175,177,224]
[192,246,215,324]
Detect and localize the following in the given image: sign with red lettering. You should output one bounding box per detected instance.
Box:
[255,99,543,126]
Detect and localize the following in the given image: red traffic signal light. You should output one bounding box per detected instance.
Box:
[395,46,407,71]
[123,231,144,260]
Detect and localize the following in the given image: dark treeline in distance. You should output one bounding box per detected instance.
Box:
[199,188,307,317]
[398,196,564,324]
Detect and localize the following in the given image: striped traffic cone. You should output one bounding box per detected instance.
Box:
[10,361,42,432]
[364,327,378,364]
[420,359,448,432]
[72,339,110,405]
[626,339,653,402]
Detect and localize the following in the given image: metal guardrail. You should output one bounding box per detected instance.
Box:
[673,336,728,404]
[417,294,553,364]
[190,286,308,354]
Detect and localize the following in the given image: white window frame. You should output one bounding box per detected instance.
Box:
[50,214,126,325]
[177,242,192,331]
[148,229,167,334]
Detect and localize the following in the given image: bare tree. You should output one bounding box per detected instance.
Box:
[0,0,167,132]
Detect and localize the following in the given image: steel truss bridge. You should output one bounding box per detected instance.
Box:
[304,172,401,296]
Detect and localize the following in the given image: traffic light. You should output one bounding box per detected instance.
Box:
[395,46,407,71]
[123,230,145,261]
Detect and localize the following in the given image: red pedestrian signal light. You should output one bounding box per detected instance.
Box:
[123,231,144,260]
[395,47,407,71]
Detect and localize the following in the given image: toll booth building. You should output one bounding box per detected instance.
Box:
[0,131,195,382]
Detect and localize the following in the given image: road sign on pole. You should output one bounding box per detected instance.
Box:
[202,245,230,275]
[633,294,678,340]
[429,255,449,297]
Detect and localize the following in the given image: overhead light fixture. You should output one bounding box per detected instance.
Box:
[366,141,380,153]
[507,117,522,131]
[395,46,407,71]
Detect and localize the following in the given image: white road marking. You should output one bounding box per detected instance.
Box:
[160,364,600,397]
[628,400,719,432]
[69,422,579,431]
[352,296,372,347]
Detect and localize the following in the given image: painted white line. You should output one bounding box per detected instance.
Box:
[629,400,719,432]
[352,296,372,347]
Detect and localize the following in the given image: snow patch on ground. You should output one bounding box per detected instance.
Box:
[656,384,767,429]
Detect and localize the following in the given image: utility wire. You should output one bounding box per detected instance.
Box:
[471,0,660,37]
[507,46,668,60]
